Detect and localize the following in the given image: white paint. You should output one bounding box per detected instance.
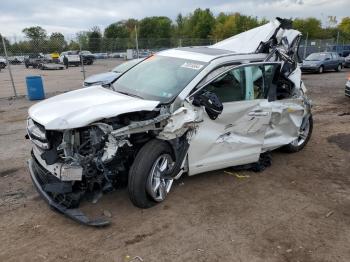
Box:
[29,86,159,130]
[188,100,271,175]
[158,49,214,62]
[210,19,281,53]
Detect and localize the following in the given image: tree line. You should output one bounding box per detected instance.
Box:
[1,8,350,55]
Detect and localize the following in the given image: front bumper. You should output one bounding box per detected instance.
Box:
[300,66,319,72]
[345,81,350,97]
[28,154,110,227]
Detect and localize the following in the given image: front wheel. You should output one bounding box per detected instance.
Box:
[318,66,324,74]
[336,64,342,72]
[128,139,175,208]
[282,114,313,153]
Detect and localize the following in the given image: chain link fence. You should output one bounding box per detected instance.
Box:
[0,35,349,99]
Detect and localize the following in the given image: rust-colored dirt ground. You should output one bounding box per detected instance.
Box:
[0,69,349,262]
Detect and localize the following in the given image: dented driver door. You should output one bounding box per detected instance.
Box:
[188,64,273,176]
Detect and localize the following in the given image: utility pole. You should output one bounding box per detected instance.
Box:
[303,32,308,59]
[336,31,340,55]
[79,43,86,80]
[135,25,139,59]
[1,36,17,97]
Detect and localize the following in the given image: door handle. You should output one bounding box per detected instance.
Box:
[248,111,269,117]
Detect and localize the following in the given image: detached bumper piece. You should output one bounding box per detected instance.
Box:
[27,157,110,227]
[345,84,350,97]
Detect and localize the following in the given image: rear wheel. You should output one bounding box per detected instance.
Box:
[128,139,175,208]
[282,114,313,153]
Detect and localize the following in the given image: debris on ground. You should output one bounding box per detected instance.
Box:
[103,210,112,218]
[325,211,334,218]
[224,171,250,179]
[129,256,144,262]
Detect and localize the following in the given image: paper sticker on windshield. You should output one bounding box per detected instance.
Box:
[181,62,203,70]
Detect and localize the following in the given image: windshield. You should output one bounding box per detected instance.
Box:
[112,59,142,73]
[305,53,328,61]
[112,55,207,102]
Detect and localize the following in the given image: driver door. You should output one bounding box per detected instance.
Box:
[188,64,275,176]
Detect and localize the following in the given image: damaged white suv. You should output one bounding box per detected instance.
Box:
[27,18,312,226]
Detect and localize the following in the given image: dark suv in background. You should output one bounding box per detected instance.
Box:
[79,50,95,65]
[301,52,343,73]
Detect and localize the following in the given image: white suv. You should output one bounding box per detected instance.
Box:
[26,18,312,226]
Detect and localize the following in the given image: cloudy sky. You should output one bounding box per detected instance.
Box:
[0,0,348,38]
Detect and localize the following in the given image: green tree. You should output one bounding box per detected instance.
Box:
[104,21,129,38]
[49,32,66,52]
[338,17,350,35]
[212,13,263,41]
[0,34,11,55]
[139,16,172,48]
[88,26,102,52]
[185,8,215,39]
[22,26,47,40]
[76,31,89,50]
[293,18,323,39]
[22,26,47,53]
[67,40,80,50]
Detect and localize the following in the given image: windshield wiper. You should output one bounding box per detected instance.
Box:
[116,91,144,99]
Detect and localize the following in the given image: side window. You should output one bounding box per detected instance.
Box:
[203,64,276,103]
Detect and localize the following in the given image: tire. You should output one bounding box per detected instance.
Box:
[128,139,175,208]
[318,66,324,74]
[335,64,342,72]
[282,114,313,153]
[25,63,29,68]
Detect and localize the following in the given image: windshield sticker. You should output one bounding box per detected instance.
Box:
[181,62,204,70]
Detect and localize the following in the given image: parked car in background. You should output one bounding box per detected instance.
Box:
[79,50,95,65]
[93,53,108,59]
[301,52,343,73]
[0,56,7,69]
[59,51,81,66]
[26,18,313,226]
[9,56,25,65]
[345,74,350,97]
[84,58,143,87]
[108,52,126,58]
[344,55,350,68]
[24,54,47,68]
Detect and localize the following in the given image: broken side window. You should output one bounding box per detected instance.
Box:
[202,64,281,103]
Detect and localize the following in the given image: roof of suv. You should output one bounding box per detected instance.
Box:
[158,46,265,63]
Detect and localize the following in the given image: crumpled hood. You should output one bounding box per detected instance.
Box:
[84,72,120,84]
[210,18,300,54]
[28,86,159,130]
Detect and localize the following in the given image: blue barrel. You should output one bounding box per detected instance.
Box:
[26,76,45,100]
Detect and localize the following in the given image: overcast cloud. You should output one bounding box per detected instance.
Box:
[0,0,348,38]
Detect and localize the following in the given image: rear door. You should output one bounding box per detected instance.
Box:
[324,53,333,69]
[188,63,277,175]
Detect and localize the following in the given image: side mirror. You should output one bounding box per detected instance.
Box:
[325,57,331,61]
[193,91,223,120]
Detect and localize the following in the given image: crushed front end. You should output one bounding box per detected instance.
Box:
[26,118,120,226]
[26,108,179,226]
